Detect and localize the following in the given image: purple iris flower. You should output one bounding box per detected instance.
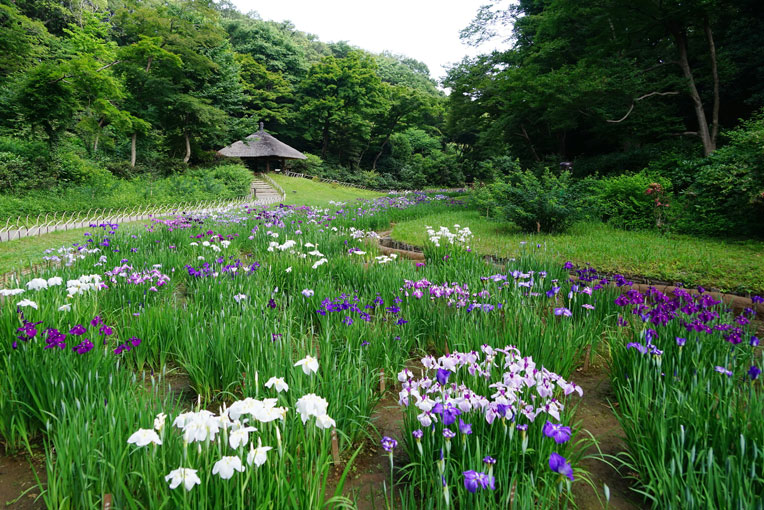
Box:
[412,429,423,439]
[443,429,456,439]
[442,406,461,426]
[554,307,572,317]
[72,339,94,354]
[90,316,103,326]
[626,342,648,355]
[463,470,495,493]
[436,368,451,386]
[17,320,43,339]
[458,419,472,435]
[751,336,760,347]
[69,324,87,336]
[477,472,495,490]
[483,456,496,465]
[549,453,574,481]
[714,366,732,377]
[381,436,398,452]
[463,470,480,493]
[676,337,687,346]
[99,325,113,336]
[748,366,761,381]
[543,421,572,444]
[563,261,574,269]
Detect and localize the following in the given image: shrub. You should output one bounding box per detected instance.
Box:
[591,171,672,230]
[287,152,324,175]
[477,169,581,233]
[671,112,764,237]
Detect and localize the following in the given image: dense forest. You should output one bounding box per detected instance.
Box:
[0,0,762,234]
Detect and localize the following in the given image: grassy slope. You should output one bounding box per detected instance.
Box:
[391,209,764,295]
[269,174,383,207]
[4,180,762,295]
[0,177,383,277]
[0,228,88,277]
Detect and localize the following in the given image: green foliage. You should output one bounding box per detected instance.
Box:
[287,152,324,175]
[672,112,764,237]
[449,0,764,174]
[476,169,581,233]
[0,163,252,217]
[592,171,672,230]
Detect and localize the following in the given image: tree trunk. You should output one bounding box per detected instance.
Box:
[183,132,191,164]
[704,18,720,148]
[130,133,137,167]
[519,125,541,162]
[371,138,390,170]
[93,118,104,153]
[371,115,404,170]
[321,118,330,159]
[673,28,715,155]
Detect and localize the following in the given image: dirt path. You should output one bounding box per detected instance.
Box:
[0,449,45,509]
[335,395,406,509]
[571,365,644,510]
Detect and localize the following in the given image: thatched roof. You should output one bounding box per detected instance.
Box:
[217,123,306,160]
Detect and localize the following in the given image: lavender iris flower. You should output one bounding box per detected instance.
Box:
[543,421,572,444]
[714,366,732,377]
[549,452,574,481]
[626,342,648,355]
[381,436,398,452]
[463,470,495,493]
[436,368,451,386]
[748,366,760,381]
[463,470,480,493]
[442,406,461,426]
[458,419,472,435]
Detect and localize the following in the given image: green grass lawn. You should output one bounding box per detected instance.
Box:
[391,209,764,295]
[269,174,383,207]
[4,181,762,295]
[0,227,89,277]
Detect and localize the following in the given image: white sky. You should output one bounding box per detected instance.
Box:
[229,0,502,83]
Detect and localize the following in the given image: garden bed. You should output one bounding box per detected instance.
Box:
[1,195,762,509]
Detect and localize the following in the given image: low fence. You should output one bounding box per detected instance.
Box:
[281,170,377,191]
[0,193,283,243]
[258,172,287,199]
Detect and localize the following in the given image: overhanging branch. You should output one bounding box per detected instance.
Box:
[606,91,680,123]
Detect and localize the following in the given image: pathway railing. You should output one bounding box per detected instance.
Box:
[0,194,282,243]
[281,170,377,191]
[257,173,287,200]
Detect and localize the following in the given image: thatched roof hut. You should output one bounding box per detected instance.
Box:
[217,123,306,171]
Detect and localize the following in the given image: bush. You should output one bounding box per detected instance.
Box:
[671,112,764,237]
[287,153,324,175]
[591,171,672,230]
[0,164,253,218]
[476,169,581,233]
